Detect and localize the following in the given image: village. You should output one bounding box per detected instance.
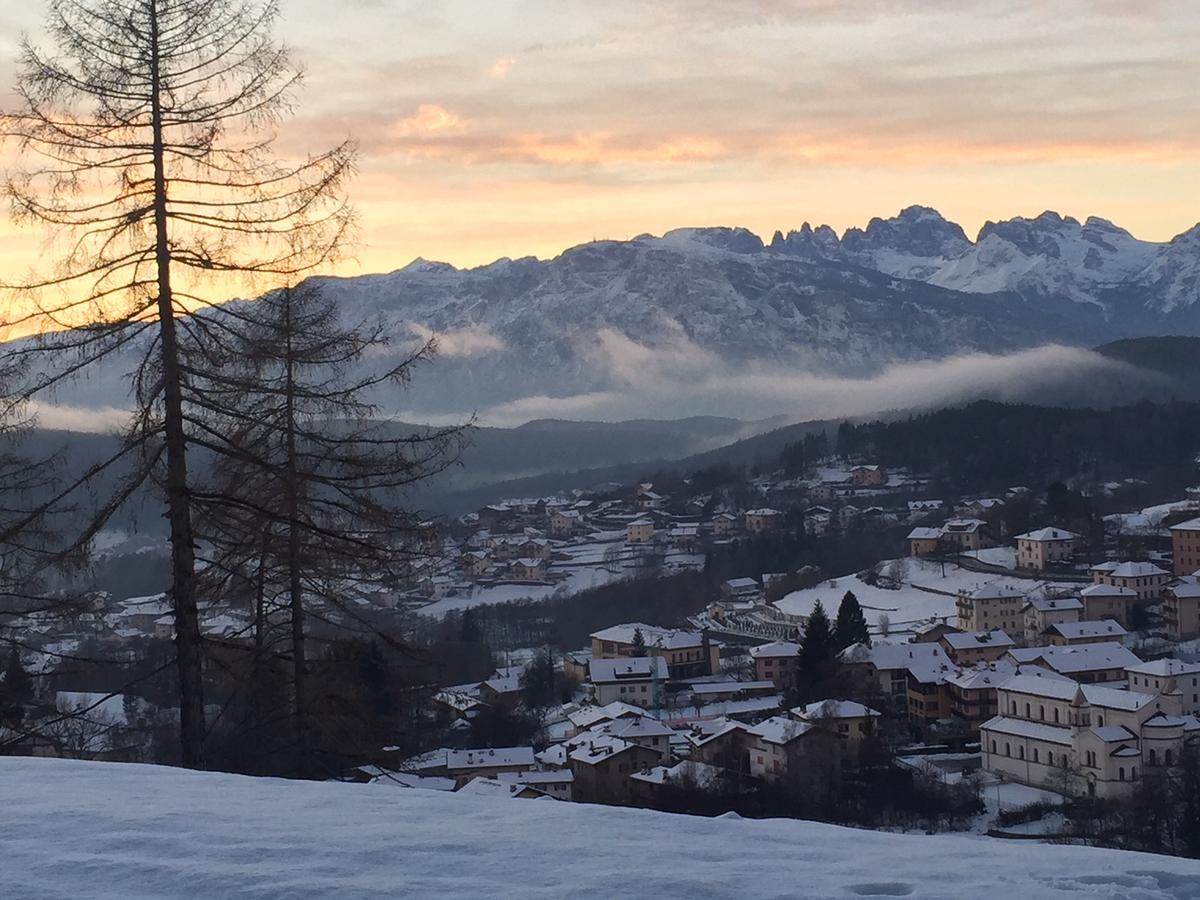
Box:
[6,446,1200,838]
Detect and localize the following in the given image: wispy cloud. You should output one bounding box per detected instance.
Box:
[410,323,507,357]
[473,336,1162,427]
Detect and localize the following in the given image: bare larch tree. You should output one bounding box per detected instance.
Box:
[192,282,466,774]
[1,0,355,767]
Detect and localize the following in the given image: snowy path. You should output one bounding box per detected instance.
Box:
[2,758,1198,898]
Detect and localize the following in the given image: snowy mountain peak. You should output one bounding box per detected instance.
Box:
[658,226,765,254]
[400,257,460,275]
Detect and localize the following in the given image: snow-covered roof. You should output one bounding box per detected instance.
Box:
[604,717,674,740]
[566,702,647,730]
[1125,658,1200,678]
[1090,725,1137,743]
[981,715,1071,746]
[1025,596,1083,612]
[998,673,1157,713]
[1007,642,1142,674]
[1169,517,1200,532]
[629,760,721,788]
[942,630,1014,650]
[964,583,1026,600]
[590,623,711,651]
[745,508,783,517]
[942,518,985,534]
[724,577,760,590]
[1016,527,1078,542]
[496,769,574,786]
[1080,583,1137,598]
[842,641,953,683]
[907,527,942,540]
[748,715,813,745]
[1048,620,1127,640]
[683,717,747,748]
[588,656,669,684]
[794,700,881,720]
[1106,561,1169,578]
[568,735,636,765]
[748,641,801,659]
[945,661,1018,690]
[445,747,535,771]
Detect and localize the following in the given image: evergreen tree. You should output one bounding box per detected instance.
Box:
[0,649,34,727]
[834,591,871,650]
[631,627,647,657]
[799,601,834,693]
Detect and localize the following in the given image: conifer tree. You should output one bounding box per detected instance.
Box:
[834,590,871,650]
[799,601,834,691]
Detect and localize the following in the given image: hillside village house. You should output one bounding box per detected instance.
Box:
[1006,642,1142,685]
[1170,518,1200,576]
[1079,583,1139,628]
[683,718,753,770]
[943,661,1019,732]
[747,716,818,781]
[1126,659,1200,716]
[1164,578,1200,641]
[429,747,537,787]
[981,674,1197,799]
[940,630,1015,666]
[1046,620,1128,647]
[907,527,943,558]
[461,551,491,578]
[750,641,802,690]
[838,641,953,713]
[495,770,574,801]
[744,508,784,534]
[597,716,674,760]
[588,657,670,707]
[956,583,1026,634]
[711,512,738,537]
[1023,596,1083,645]
[850,465,886,486]
[1016,527,1080,571]
[939,518,989,552]
[590,624,720,678]
[794,700,882,760]
[568,736,662,804]
[1089,561,1170,601]
[625,519,655,543]
[548,508,581,537]
[508,558,547,582]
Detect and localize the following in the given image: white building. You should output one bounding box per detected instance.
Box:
[982,673,1198,798]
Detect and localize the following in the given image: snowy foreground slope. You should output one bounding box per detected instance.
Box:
[3,760,1199,899]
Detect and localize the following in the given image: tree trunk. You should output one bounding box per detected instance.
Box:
[283,291,308,769]
[150,0,206,769]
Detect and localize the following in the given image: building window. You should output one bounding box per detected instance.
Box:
[1005,742,1011,757]
[990,740,996,754]
[1119,767,1124,781]
[1018,746,1025,760]
[1033,748,1039,763]
[1053,708,1059,723]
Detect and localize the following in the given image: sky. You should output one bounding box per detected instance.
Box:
[1,0,1200,281]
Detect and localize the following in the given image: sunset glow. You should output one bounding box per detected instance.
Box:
[2,0,1199,285]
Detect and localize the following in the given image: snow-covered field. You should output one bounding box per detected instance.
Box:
[2,759,1198,898]
[774,559,1057,636]
[420,544,704,617]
